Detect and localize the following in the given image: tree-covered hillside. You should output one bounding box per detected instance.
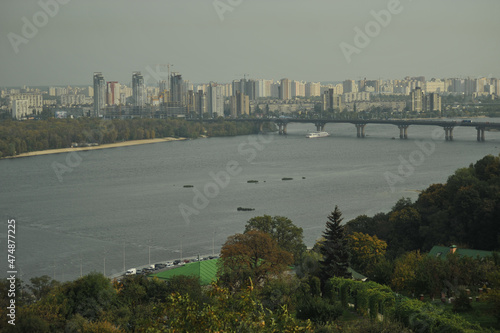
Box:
[346,154,500,258]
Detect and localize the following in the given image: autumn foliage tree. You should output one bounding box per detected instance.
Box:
[218,230,293,290]
[347,232,387,275]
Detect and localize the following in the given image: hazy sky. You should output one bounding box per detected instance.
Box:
[0,0,498,87]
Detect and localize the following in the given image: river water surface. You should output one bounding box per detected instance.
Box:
[1,120,499,281]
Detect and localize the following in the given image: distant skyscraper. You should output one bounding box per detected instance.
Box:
[464,78,475,95]
[93,72,105,117]
[170,72,184,104]
[321,89,342,112]
[475,78,486,93]
[159,80,167,93]
[195,90,207,117]
[232,79,244,96]
[495,79,500,96]
[305,82,321,97]
[271,83,280,99]
[106,81,120,106]
[207,83,224,117]
[291,81,305,98]
[132,72,145,107]
[411,87,424,112]
[245,80,256,100]
[230,91,249,117]
[343,80,358,93]
[280,78,291,100]
[451,79,465,93]
[11,99,30,119]
[428,93,441,113]
[232,79,255,100]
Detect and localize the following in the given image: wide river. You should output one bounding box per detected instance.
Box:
[1,120,499,282]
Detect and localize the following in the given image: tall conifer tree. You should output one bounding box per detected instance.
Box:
[319,205,351,282]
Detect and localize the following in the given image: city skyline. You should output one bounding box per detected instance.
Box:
[1,0,499,87]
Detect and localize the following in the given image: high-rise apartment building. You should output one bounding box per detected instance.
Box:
[424,79,445,93]
[450,79,465,93]
[254,79,272,99]
[170,72,184,105]
[230,91,250,117]
[132,72,145,108]
[106,81,120,106]
[365,80,380,93]
[93,72,106,116]
[291,81,305,98]
[305,82,321,97]
[475,78,487,93]
[232,79,256,100]
[280,78,291,100]
[271,83,280,99]
[464,78,475,95]
[195,90,207,117]
[343,80,358,93]
[321,89,342,112]
[10,93,43,115]
[428,93,441,112]
[410,87,424,112]
[159,80,167,94]
[207,83,224,117]
[11,99,30,119]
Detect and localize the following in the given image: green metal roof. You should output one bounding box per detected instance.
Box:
[152,259,368,284]
[348,267,368,281]
[428,246,492,260]
[152,259,219,285]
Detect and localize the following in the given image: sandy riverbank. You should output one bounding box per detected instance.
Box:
[3,137,187,159]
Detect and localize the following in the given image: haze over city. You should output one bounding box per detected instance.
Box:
[1,0,499,87]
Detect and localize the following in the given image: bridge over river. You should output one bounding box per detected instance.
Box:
[189,118,500,142]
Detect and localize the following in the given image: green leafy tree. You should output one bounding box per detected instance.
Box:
[319,206,351,283]
[244,215,306,263]
[391,251,423,293]
[28,275,60,302]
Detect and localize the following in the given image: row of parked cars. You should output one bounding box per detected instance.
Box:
[125,255,219,276]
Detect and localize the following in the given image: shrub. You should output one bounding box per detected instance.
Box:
[296,296,343,324]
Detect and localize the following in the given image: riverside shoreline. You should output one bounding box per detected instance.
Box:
[2,137,187,159]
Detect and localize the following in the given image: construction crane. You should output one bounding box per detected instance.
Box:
[235,73,250,81]
[155,63,174,90]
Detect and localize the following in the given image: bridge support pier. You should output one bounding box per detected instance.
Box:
[355,124,366,138]
[278,123,288,135]
[444,127,454,141]
[315,122,326,132]
[476,127,485,142]
[259,123,264,132]
[398,125,409,139]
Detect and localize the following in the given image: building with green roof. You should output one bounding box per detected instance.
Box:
[152,259,219,285]
[151,258,368,284]
[428,245,493,260]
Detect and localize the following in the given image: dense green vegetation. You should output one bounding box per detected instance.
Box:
[0,118,274,158]
[3,154,500,332]
[346,154,500,257]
